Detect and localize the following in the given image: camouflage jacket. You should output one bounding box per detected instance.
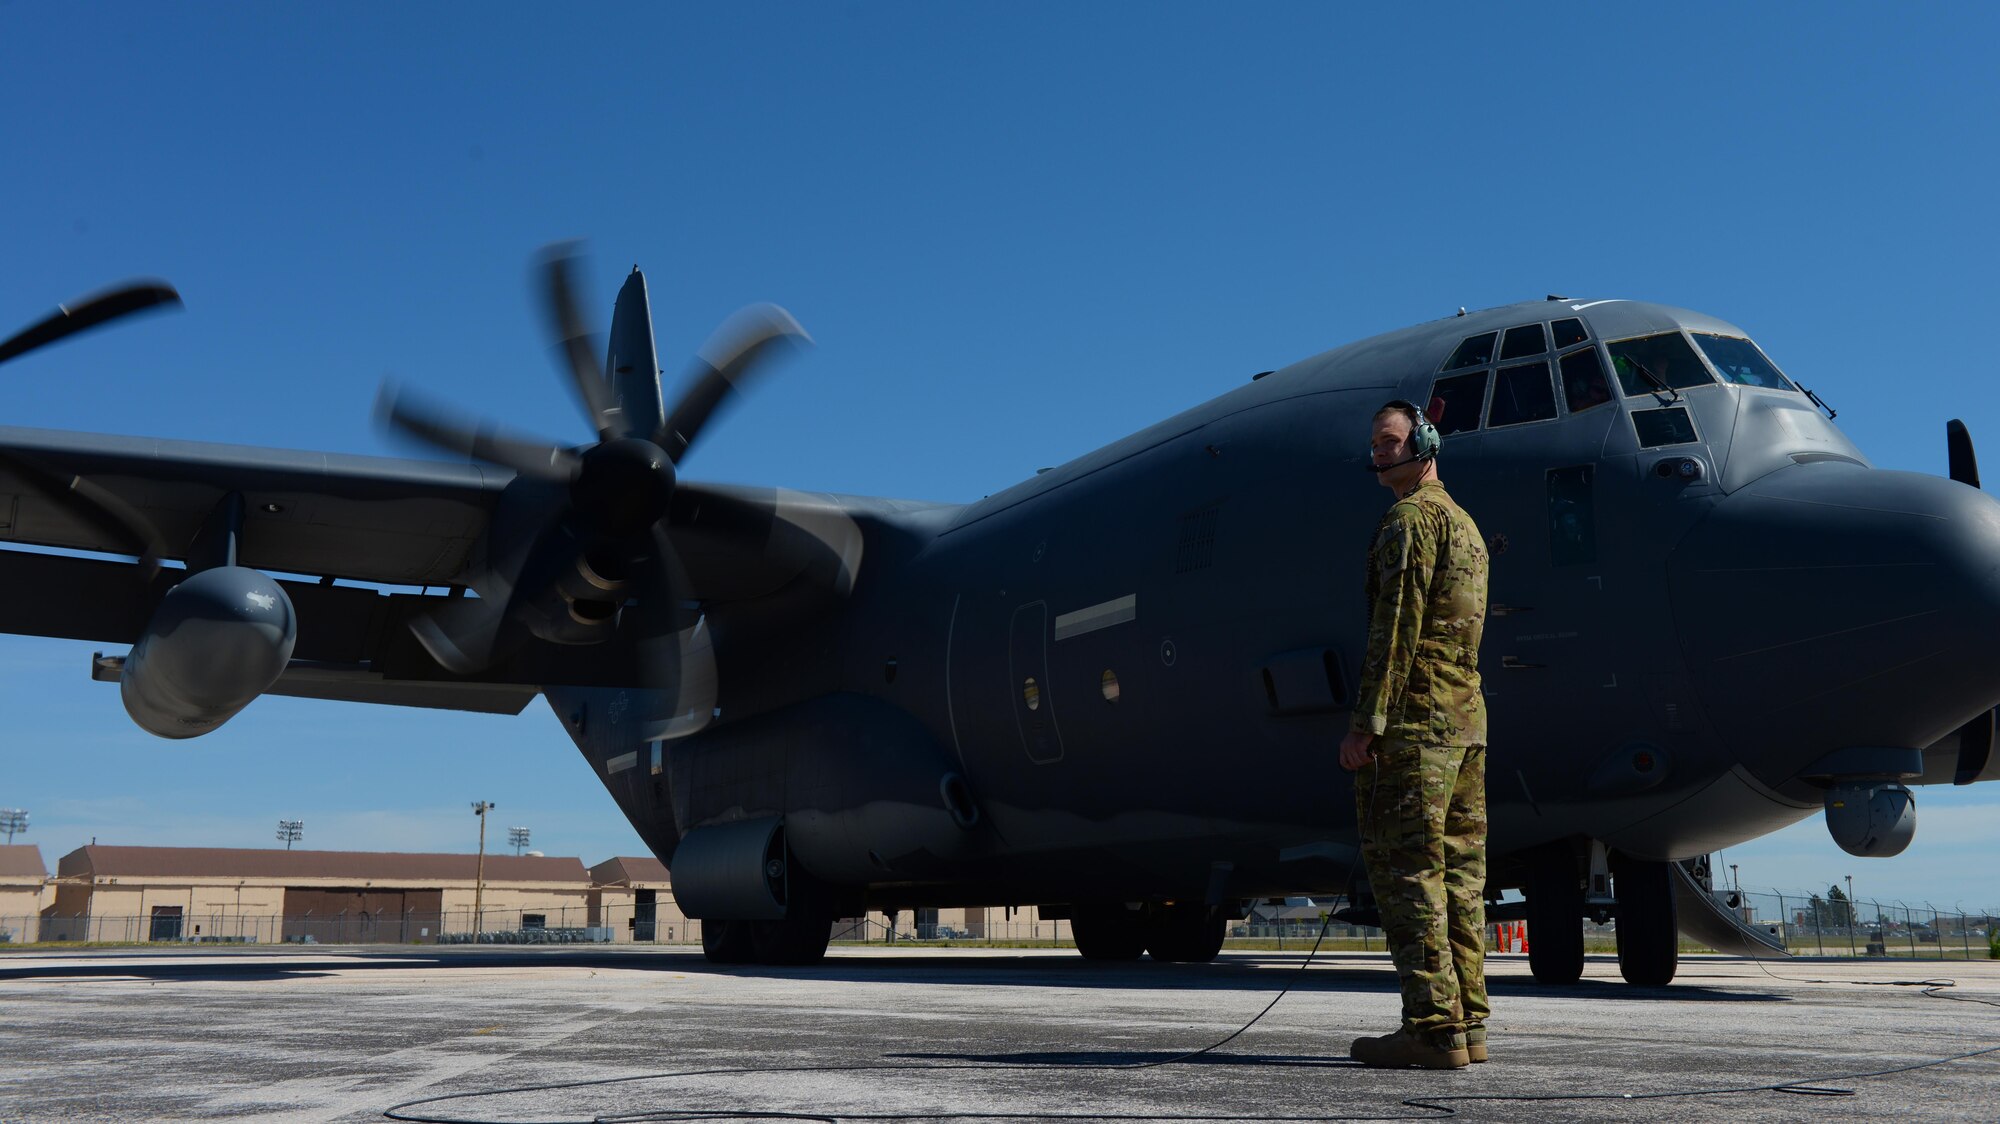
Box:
[1351,479,1489,744]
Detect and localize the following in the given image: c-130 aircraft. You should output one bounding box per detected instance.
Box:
[4,250,1996,988]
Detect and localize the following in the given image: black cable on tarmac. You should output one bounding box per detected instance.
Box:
[381,924,2000,1124]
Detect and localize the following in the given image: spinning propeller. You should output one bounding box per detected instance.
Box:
[377,245,811,738]
[1946,418,1993,783]
[0,282,182,578]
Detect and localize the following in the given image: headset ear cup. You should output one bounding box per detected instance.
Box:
[1415,418,1441,460]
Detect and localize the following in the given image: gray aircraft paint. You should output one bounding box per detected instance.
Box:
[6,294,2000,922]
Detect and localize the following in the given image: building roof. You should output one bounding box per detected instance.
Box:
[588,856,670,886]
[0,844,47,882]
[57,845,588,884]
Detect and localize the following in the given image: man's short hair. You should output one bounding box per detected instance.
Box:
[1373,400,1424,429]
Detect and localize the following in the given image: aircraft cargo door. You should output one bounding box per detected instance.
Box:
[1010,602,1064,763]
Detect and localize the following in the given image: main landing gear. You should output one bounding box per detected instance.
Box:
[1071,903,1226,963]
[701,914,834,966]
[1522,843,1679,986]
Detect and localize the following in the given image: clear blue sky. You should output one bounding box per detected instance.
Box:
[2,4,1996,912]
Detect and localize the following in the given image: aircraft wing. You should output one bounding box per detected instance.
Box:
[0,426,889,710]
[0,425,504,586]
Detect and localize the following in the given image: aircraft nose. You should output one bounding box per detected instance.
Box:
[1668,462,2000,788]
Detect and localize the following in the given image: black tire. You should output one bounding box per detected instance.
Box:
[1611,853,1678,987]
[1145,905,1225,963]
[1526,846,1585,985]
[749,914,833,966]
[1071,906,1146,960]
[701,919,755,965]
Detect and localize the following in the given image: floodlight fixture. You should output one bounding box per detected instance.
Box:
[0,808,26,844]
[508,826,530,855]
[275,819,303,850]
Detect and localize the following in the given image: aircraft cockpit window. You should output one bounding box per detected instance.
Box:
[1691,333,1797,391]
[1443,333,1496,370]
[1551,318,1589,349]
[1560,348,1613,413]
[1487,361,1557,427]
[1427,370,1489,435]
[1607,332,1714,396]
[1499,323,1547,360]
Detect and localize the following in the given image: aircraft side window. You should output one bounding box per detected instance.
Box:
[1690,333,1797,391]
[1551,318,1589,349]
[1442,333,1496,370]
[1560,348,1613,413]
[1487,361,1557,427]
[1606,332,1715,396]
[1499,323,1547,361]
[1427,370,1489,436]
[1633,406,1699,448]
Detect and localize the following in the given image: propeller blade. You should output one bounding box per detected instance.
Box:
[1947,419,1981,489]
[407,595,513,676]
[1954,707,1994,786]
[657,303,810,462]
[0,282,181,367]
[539,243,620,441]
[375,383,581,481]
[636,523,714,741]
[0,449,168,579]
[407,498,577,674]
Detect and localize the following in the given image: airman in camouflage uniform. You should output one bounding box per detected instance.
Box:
[1338,401,1490,1070]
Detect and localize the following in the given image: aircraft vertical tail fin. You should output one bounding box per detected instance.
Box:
[607,268,665,441]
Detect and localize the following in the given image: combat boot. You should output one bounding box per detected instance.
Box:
[1350,1028,1470,1070]
[1465,1024,1487,1063]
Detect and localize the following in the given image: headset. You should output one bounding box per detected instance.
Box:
[1367,399,1441,474]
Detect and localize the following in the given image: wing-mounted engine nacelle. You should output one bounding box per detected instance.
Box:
[1804,748,1921,858]
[120,565,297,739]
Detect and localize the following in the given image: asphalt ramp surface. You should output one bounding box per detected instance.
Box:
[1,947,1997,1122]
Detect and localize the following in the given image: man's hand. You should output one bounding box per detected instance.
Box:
[1338,730,1376,771]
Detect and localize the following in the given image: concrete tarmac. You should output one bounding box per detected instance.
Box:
[2,946,1997,1122]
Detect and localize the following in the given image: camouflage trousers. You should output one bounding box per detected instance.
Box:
[1354,737,1489,1039]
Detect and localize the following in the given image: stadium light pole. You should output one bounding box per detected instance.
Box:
[276,819,303,850]
[508,826,530,856]
[1846,874,1857,956]
[0,808,27,845]
[471,801,495,936]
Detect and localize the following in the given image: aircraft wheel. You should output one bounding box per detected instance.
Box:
[701,919,755,965]
[1526,846,1585,985]
[749,914,833,966]
[1071,906,1146,960]
[1611,853,1678,986]
[1145,905,1225,963]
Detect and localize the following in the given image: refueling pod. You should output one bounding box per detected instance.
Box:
[120,566,297,738]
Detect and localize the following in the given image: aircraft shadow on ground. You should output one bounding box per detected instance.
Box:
[0,948,1790,1002]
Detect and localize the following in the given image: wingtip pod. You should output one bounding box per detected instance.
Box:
[0,280,182,367]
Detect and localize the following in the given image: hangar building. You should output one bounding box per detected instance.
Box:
[42,845,688,944]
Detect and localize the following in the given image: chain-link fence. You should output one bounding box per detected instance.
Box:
[1713,888,1999,960]
[7,891,1994,957]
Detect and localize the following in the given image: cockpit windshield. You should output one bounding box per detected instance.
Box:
[1690,333,1796,390]
[1607,332,1714,396]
